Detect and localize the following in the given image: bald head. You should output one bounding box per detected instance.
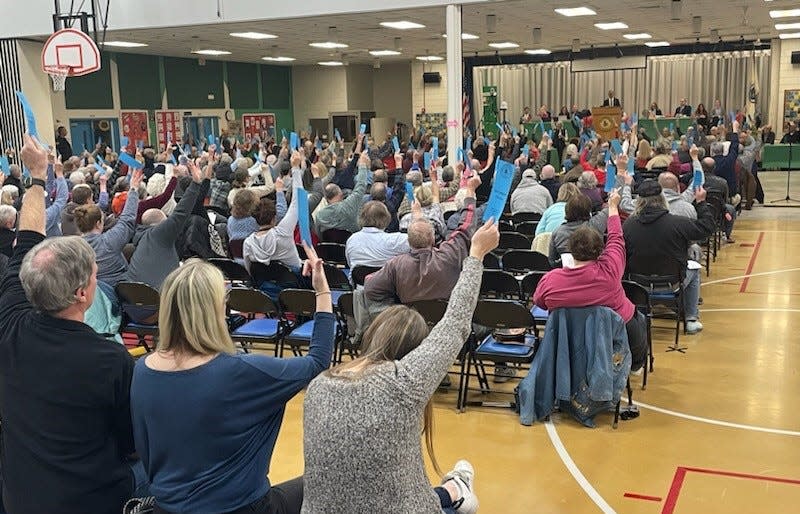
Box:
[407,219,435,249]
[370,182,387,202]
[141,208,167,226]
[657,172,680,193]
[324,183,343,203]
[540,165,556,180]
[701,157,716,174]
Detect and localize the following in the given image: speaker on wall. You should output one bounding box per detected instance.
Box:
[423,72,442,84]
[792,51,800,65]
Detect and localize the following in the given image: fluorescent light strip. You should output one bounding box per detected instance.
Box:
[776,22,800,31]
[369,50,401,56]
[318,61,344,66]
[262,56,295,62]
[103,41,148,48]
[779,32,800,39]
[771,9,800,19]
[595,22,628,30]
[524,49,552,55]
[380,21,425,30]
[555,7,597,17]
[623,33,652,40]
[645,41,670,47]
[230,32,277,40]
[309,42,349,49]
[416,55,443,61]
[489,41,520,49]
[192,49,231,56]
[442,33,480,40]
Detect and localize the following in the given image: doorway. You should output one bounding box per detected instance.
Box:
[69,118,121,154]
[183,116,220,146]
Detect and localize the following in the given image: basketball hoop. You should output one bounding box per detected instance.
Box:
[45,65,70,92]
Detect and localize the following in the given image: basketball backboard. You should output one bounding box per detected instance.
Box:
[41,28,100,77]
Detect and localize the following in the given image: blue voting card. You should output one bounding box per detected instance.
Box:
[290,132,299,151]
[15,91,38,140]
[627,153,635,176]
[296,188,313,246]
[521,144,529,156]
[334,128,341,141]
[466,136,472,151]
[94,162,106,175]
[121,136,129,148]
[119,153,143,170]
[483,159,515,222]
[405,182,415,204]
[0,155,9,173]
[169,152,177,165]
[392,136,400,154]
[671,140,679,152]
[423,152,431,170]
[693,168,704,189]
[611,139,623,155]
[605,163,616,193]
[359,123,366,135]
[431,137,439,160]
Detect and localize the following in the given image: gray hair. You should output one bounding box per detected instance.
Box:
[20,236,95,314]
[407,170,423,187]
[710,142,724,157]
[1,185,19,204]
[632,193,668,218]
[577,171,597,189]
[0,205,17,227]
[219,153,233,166]
[69,170,86,185]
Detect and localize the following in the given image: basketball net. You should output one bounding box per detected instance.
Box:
[45,65,70,92]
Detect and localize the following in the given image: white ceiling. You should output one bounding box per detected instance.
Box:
[82,0,795,65]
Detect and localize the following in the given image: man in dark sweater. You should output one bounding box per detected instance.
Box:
[711,121,740,197]
[0,134,140,514]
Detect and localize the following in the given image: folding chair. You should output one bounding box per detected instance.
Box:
[625,255,686,353]
[321,228,352,244]
[323,263,352,305]
[512,212,542,225]
[250,261,302,289]
[335,292,358,363]
[227,288,283,355]
[115,282,160,352]
[480,270,521,300]
[279,289,321,356]
[502,250,552,274]
[459,299,539,412]
[316,243,348,267]
[482,253,501,270]
[498,232,531,251]
[351,265,381,287]
[520,271,550,325]
[208,258,252,287]
[623,280,654,389]
[515,222,539,238]
[498,221,516,233]
[228,239,245,260]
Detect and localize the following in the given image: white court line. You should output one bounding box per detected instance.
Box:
[544,421,617,514]
[700,308,800,313]
[702,267,800,286]
[634,401,800,437]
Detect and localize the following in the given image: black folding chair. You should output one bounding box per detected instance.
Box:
[335,292,358,363]
[515,222,539,238]
[498,221,516,233]
[208,258,252,287]
[227,288,283,355]
[623,280,654,389]
[512,212,542,225]
[115,281,160,352]
[409,299,464,405]
[519,271,550,325]
[316,243,348,267]
[250,261,302,290]
[278,289,319,356]
[498,232,531,252]
[323,263,352,306]
[502,250,552,274]
[480,270,521,300]
[321,228,352,244]
[351,265,381,287]
[482,253,501,270]
[460,299,539,411]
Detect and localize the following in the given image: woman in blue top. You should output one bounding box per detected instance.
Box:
[535,182,581,235]
[130,246,335,514]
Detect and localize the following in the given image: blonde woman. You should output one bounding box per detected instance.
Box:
[130,247,335,514]
[535,182,582,235]
[398,167,446,239]
[301,220,500,514]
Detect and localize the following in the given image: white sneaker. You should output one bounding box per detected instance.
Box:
[442,460,479,514]
[686,320,703,334]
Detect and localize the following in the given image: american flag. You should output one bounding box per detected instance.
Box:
[462,88,471,130]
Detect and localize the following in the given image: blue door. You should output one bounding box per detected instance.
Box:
[69,118,121,154]
[183,116,220,147]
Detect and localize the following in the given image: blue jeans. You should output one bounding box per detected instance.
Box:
[683,268,701,321]
[130,459,151,498]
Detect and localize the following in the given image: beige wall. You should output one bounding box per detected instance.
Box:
[346,65,375,112]
[373,62,413,125]
[771,38,800,139]
[16,40,56,146]
[292,65,348,130]
[411,61,448,118]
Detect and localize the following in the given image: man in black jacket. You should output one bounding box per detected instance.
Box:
[623,179,715,334]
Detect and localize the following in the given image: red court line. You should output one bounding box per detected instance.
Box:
[681,466,800,485]
[662,467,687,514]
[624,492,662,502]
[739,232,765,293]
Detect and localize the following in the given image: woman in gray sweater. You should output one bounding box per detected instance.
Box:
[301,219,500,514]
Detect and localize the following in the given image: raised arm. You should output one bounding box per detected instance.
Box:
[595,190,626,280]
[394,222,498,404]
[104,171,142,249]
[438,177,481,267]
[274,176,288,223]
[45,163,68,233]
[136,176,177,222]
[274,158,304,238]
[150,166,203,245]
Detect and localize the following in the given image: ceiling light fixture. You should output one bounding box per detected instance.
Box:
[191,49,231,56]
[369,50,401,56]
[309,41,349,49]
[594,22,628,30]
[262,56,295,62]
[771,9,800,19]
[230,32,277,40]
[318,61,344,66]
[442,33,480,39]
[380,21,425,30]
[488,41,519,49]
[623,33,652,40]
[776,22,800,30]
[416,55,444,61]
[555,7,597,17]
[645,41,670,47]
[779,32,800,39]
[524,49,552,55]
[103,41,148,48]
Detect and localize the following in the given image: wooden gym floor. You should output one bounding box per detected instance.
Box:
[269,172,800,513]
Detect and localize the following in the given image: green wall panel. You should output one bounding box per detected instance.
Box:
[117,53,162,110]
[164,57,224,109]
[64,53,113,109]
[260,64,292,109]
[227,62,260,109]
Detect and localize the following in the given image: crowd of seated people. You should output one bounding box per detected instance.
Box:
[0,90,772,513]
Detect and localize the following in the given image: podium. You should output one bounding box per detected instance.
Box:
[592,106,623,141]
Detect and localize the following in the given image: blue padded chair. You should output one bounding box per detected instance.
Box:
[279,289,334,357]
[227,288,283,356]
[459,299,539,412]
[115,281,160,352]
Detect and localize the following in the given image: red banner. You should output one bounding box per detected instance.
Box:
[154,110,183,148]
[241,113,275,142]
[120,110,150,148]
